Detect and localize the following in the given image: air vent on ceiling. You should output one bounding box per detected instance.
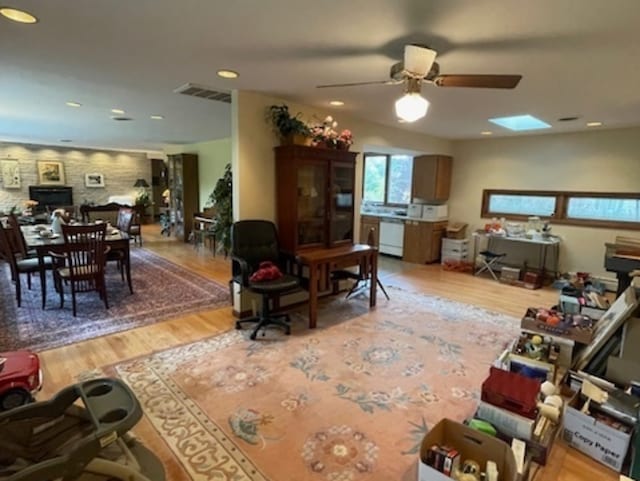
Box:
[174,83,231,103]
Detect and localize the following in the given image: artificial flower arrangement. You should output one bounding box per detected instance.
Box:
[309,115,353,150]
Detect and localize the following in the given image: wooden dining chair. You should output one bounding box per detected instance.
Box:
[0,222,54,307]
[7,214,36,258]
[51,224,110,317]
[106,208,134,283]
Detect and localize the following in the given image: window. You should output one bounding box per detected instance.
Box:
[482,189,640,230]
[488,194,556,217]
[362,154,413,205]
[567,197,640,223]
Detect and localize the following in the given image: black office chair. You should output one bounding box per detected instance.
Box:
[231,220,301,340]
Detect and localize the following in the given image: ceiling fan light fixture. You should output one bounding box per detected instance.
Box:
[395,93,429,122]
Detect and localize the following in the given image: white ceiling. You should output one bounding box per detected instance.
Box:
[1,0,640,151]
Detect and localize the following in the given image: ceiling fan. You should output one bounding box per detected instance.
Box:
[317,44,522,122]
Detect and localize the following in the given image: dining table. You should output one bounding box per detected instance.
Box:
[21,225,133,309]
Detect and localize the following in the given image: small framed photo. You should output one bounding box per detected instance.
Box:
[85,173,105,188]
[37,160,65,185]
[1,159,20,189]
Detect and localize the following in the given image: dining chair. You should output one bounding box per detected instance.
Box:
[7,214,36,259]
[0,222,54,307]
[51,224,110,317]
[105,208,134,283]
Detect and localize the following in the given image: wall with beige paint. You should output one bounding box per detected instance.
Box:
[231,90,453,231]
[165,138,231,209]
[450,127,640,278]
[0,141,150,213]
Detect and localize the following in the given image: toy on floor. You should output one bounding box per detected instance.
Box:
[0,350,42,411]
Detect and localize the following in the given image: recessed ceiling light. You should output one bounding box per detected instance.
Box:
[586,121,603,127]
[217,69,239,79]
[150,115,164,120]
[111,108,125,115]
[481,131,493,136]
[489,114,551,131]
[60,139,72,143]
[329,100,344,106]
[66,101,82,108]
[111,116,133,121]
[0,7,38,23]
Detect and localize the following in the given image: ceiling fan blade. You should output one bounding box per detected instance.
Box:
[434,74,522,89]
[316,80,396,89]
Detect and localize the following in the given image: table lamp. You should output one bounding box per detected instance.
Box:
[134,179,150,206]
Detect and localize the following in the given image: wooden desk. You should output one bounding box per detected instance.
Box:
[297,244,378,329]
[22,226,132,309]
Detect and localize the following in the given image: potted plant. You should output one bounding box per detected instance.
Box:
[208,163,233,255]
[267,104,310,145]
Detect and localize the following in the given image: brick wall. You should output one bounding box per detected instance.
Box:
[0,142,151,213]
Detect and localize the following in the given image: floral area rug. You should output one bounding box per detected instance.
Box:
[110,288,518,481]
[0,249,230,352]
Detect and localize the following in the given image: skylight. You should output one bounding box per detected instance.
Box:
[488,114,551,131]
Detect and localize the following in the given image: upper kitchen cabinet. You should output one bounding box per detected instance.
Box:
[411,155,452,202]
[275,145,358,252]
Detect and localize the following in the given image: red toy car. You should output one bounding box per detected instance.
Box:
[0,351,43,411]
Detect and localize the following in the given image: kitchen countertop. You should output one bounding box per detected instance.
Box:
[360,212,448,223]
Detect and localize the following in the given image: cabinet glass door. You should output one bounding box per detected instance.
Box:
[330,161,355,244]
[297,163,327,247]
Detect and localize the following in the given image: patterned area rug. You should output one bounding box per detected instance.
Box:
[110,288,518,481]
[0,249,230,352]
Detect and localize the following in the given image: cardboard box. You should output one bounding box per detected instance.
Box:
[563,397,632,472]
[521,308,596,344]
[418,419,517,481]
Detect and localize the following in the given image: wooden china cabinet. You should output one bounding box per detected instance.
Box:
[275,145,358,253]
[167,153,199,242]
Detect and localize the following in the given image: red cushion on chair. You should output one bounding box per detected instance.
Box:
[249,261,283,282]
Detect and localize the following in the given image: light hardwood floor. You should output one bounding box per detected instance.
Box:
[36,226,615,481]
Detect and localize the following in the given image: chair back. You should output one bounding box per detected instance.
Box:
[7,214,29,257]
[231,220,280,272]
[61,224,107,283]
[0,222,21,273]
[116,208,134,233]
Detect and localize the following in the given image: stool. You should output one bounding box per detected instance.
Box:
[475,250,506,281]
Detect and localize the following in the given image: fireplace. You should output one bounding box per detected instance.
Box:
[28,186,73,213]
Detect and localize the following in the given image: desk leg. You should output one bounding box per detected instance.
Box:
[369,252,378,308]
[309,263,318,329]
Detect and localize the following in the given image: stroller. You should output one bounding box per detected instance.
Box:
[0,378,165,481]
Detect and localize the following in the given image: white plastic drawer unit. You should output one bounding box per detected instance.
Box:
[379,220,404,256]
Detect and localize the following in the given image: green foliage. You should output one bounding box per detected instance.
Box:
[267,104,309,138]
[135,191,150,207]
[208,163,233,254]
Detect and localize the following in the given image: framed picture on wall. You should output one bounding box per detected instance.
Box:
[37,160,65,185]
[1,159,20,189]
[85,172,105,188]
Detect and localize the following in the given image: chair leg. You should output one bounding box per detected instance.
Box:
[71,282,77,317]
[377,278,390,300]
[58,276,64,308]
[102,277,109,310]
[27,272,31,290]
[16,275,21,307]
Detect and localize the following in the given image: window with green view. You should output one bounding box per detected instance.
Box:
[363,154,413,205]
